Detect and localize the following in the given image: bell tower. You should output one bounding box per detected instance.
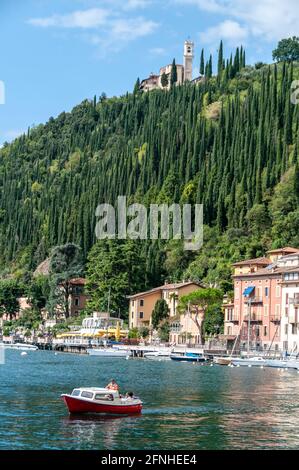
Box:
[184,40,194,82]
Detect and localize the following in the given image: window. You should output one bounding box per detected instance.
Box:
[72,389,81,397]
[265,287,269,297]
[276,286,281,298]
[95,393,113,401]
[132,300,134,306]
[264,305,269,316]
[140,299,144,307]
[286,293,289,305]
[275,304,280,317]
[264,326,267,337]
[81,391,94,399]
[131,312,134,318]
[292,324,297,335]
[75,298,79,306]
[139,312,144,319]
[285,325,288,335]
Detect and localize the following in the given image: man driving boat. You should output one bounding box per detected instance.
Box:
[106,379,119,391]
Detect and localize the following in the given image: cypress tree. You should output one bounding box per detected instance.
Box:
[200,48,205,75]
[170,59,177,86]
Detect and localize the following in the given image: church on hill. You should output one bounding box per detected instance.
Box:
[140,40,202,92]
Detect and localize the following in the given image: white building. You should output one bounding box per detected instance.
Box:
[280,254,299,353]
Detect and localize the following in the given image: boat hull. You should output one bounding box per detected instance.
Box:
[266,359,299,369]
[61,395,142,415]
[86,348,130,357]
[231,358,267,367]
[170,355,206,362]
[0,343,38,351]
[144,352,171,360]
[213,357,231,366]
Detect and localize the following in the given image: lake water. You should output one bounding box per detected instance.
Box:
[0,350,298,450]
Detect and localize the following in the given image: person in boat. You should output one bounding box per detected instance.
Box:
[106,379,119,391]
[124,392,134,400]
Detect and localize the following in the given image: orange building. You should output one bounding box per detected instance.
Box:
[128,281,203,344]
[224,247,299,353]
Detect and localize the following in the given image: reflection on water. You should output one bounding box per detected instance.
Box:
[0,351,299,449]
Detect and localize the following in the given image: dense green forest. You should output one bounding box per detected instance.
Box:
[1,43,299,314]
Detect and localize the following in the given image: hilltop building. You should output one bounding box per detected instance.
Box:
[140,40,197,92]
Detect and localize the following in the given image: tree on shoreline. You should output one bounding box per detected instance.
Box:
[0,279,24,320]
[152,299,169,329]
[178,288,223,345]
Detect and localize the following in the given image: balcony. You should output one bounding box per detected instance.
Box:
[243,313,262,322]
[270,315,281,323]
[244,297,263,304]
[225,315,239,322]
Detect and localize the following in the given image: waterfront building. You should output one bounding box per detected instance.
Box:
[128,281,202,344]
[54,311,128,346]
[279,254,299,353]
[224,247,299,353]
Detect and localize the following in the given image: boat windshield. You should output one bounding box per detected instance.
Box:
[72,389,81,397]
[81,391,94,399]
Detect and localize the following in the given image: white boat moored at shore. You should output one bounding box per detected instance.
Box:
[0,342,38,351]
[86,348,131,357]
[231,356,267,367]
[143,351,171,360]
[265,358,299,370]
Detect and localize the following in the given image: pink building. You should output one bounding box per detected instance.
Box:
[224,247,299,353]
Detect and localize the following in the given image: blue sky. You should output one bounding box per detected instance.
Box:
[0,0,298,146]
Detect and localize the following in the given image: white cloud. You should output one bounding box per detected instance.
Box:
[200,20,248,46]
[174,0,225,13]
[230,0,299,41]
[124,0,152,10]
[28,7,158,54]
[175,0,299,42]
[28,8,109,29]
[111,17,157,41]
[149,47,167,55]
[89,17,158,55]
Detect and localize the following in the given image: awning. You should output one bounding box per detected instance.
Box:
[243,286,255,297]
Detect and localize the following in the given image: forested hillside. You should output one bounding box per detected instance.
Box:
[1,48,299,298]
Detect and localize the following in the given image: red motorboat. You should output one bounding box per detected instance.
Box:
[61,387,143,415]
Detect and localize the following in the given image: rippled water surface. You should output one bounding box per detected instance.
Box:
[0,350,299,449]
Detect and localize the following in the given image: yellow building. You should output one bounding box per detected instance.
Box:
[128,281,202,344]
